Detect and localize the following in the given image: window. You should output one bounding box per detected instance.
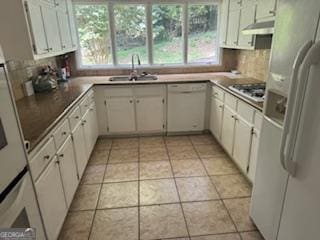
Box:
[75,1,219,68]
[152,5,183,64]
[75,5,112,66]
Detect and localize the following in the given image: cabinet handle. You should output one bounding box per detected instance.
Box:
[62,45,66,49]
[43,155,50,160]
[136,100,140,103]
[129,100,133,103]
[218,105,223,108]
[214,92,218,96]
[62,131,67,136]
[83,120,87,123]
[269,10,276,15]
[75,116,80,119]
[44,48,50,52]
[248,41,252,45]
[55,160,60,164]
[85,104,88,107]
[59,154,64,158]
[49,48,53,51]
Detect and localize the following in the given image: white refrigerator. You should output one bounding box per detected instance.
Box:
[250,1,320,240]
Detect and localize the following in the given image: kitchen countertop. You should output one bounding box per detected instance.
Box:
[15,72,264,152]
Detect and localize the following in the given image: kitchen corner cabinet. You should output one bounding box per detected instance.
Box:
[0,0,77,60]
[35,157,67,240]
[57,136,79,207]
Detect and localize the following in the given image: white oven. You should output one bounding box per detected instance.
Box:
[0,46,46,239]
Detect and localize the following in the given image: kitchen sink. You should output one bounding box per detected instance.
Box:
[109,75,158,82]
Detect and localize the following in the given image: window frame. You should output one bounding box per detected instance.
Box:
[74,0,221,70]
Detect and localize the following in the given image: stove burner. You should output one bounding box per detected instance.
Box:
[229,83,266,102]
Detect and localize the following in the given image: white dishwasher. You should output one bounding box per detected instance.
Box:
[167,83,206,132]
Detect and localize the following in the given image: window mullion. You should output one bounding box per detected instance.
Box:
[108,3,117,66]
[146,3,153,65]
[182,3,188,64]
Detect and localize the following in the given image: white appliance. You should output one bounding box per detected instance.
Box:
[0,47,45,239]
[250,1,320,240]
[167,83,206,132]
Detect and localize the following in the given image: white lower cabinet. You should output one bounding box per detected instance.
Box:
[233,116,253,173]
[57,136,79,207]
[136,96,165,132]
[221,106,236,155]
[35,156,67,240]
[106,97,136,133]
[72,122,88,179]
[82,110,94,159]
[210,97,224,140]
[89,102,99,146]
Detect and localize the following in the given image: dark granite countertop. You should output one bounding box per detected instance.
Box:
[15,72,263,153]
[16,81,93,152]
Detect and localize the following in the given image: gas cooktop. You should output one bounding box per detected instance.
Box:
[229,83,266,102]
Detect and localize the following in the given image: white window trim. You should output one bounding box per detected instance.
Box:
[74,0,222,70]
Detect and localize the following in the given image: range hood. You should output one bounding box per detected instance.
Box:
[242,20,274,35]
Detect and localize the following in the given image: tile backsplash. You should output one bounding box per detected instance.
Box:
[234,49,271,81]
[7,57,58,101]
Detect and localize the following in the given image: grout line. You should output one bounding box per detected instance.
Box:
[164,140,192,239]
[189,135,241,235]
[137,139,141,240]
[87,140,113,240]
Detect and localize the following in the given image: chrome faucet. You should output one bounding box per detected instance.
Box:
[130,54,141,80]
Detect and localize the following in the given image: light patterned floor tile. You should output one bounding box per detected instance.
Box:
[109,148,138,163]
[70,184,101,211]
[112,138,139,149]
[190,233,241,240]
[140,161,173,180]
[98,182,138,209]
[59,211,94,240]
[88,149,109,165]
[195,145,226,158]
[81,165,106,184]
[223,198,256,232]
[240,231,264,240]
[165,136,193,146]
[171,160,207,177]
[104,162,138,182]
[211,174,251,199]
[139,136,165,148]
[139,146,169,161]
[90,208,138,240]
[94,138,113,151]
[140,179,179,205]
[140,204,188,240]
[167,145,199,160]
[202,158,239,176]
[182,201,236,236]
[189,134,216,145]
[176,177,219,202]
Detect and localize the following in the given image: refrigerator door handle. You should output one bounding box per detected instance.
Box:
[280,40,313,175]
[283,40,320,176]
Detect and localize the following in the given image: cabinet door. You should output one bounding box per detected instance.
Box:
[25,1,49,55]
[89,103,98,148]
[226,9,240,47]
[248,129,259,182]
[106,97,136,133]
[221,106,236,155]
[41,4,62,53]
[82,110,93,159]
[219,0,230,45]
[72,123,88,179]
[66,0,78,48]
[35,157,67,240]
[136,97,164,132]
[57,10,72,50]
[211,97,224,140]
[238,5,255,48]
[256,0,276,20]
[233,117,252,173]
[57,136,79,207]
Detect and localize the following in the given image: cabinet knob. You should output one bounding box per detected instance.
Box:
[43,155,50,160]
[49,48,53,51]
[75,116,80,119]
[218,105,223,108]
[269,10,276,15]
[136,100,140,103]
[62,131,67,136]
[90,108,93,111]
[59,154,64,158]
[55,160,60,164]
[129,100,133,103]
[62,45,66,49]
[83,120,87,123]
[248,41,252,45]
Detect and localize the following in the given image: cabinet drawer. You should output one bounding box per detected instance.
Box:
[237,100,254,123]
[53,119,70,149]
[212,86,224,101]
[254,111,263,131]
[69,106,81,131]
[79,96,89,115]
[105,86,133,97]
[225,93,237,110]
[30,137,56,180]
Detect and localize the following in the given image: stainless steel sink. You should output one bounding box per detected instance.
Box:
[109,75,158,82]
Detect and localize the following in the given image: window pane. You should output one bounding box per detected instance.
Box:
[188,5,218,64]
[114,5,147,65]
[152,5,183,64]
[75,5,112,66]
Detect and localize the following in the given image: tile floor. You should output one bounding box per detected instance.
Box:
[59,134,265,240]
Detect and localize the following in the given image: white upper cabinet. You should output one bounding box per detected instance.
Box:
[238,4,255,48]
[0,0,77,60]
[66,0,78,48]
[226,9,240,47]
[256,0,277,20]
